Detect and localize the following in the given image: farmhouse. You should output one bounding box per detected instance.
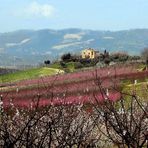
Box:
[81,48,97,59]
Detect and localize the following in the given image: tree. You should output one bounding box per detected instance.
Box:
[92,73,148,148]
[61,53,72,62]
[44,60,50,66]
[141,48,148,68]
[104,57,110,65]
[110,52,129,62]
[0,65,147,148]
[0,99,101,147]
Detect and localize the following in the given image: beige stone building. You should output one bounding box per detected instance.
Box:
[81,48,96,59]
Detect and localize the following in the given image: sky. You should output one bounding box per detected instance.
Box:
[1,0,148,32]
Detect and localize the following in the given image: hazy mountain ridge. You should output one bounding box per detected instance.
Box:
[0,28,148,66]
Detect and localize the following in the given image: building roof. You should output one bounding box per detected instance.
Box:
[82,48,95,51]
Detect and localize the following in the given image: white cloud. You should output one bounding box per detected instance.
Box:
[26,1,55,18]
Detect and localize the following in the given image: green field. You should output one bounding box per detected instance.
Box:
[49,62,77,72]
[0,67,64,83]
[121,79,148,103]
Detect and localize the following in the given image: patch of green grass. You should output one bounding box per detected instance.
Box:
[0,67,64,83]
[65,62,76,72]
[114,81,148,110]
[49,63,63,69]
[122,81,148,101]
[136,63,147,71]
[49,62,76,73]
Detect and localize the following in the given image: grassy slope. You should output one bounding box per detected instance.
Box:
[49,62,76,72]
[0,67,64,83]
[121,78,148,102]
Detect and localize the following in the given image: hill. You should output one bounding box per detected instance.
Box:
[0,67,64,83]
[0,28,148,66]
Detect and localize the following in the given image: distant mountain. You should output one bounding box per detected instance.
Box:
[0,28,148,66]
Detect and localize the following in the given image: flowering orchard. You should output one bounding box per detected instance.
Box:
[0,65,148,108]
[0,64,148,147]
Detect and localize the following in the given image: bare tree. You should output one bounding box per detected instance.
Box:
[92,74,148,148]
[0,96,101,147]
[0,66,148,148]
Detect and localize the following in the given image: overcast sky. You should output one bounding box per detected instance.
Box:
[0,0,148,32]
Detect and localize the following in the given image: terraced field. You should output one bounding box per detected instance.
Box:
[0,64,148,108]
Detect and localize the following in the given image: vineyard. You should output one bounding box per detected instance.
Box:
[0,64,148,109]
